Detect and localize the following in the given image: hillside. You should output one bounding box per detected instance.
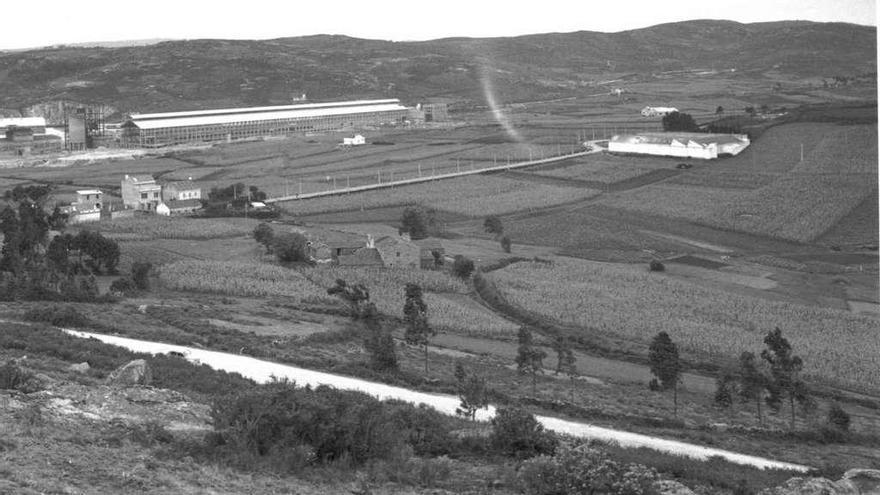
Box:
[0,20,874,119]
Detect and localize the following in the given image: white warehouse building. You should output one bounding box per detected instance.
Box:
[640,106,679,117]
[608,132,750,159]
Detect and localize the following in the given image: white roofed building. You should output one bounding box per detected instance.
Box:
[0,117,46,136]
[609,132,750,159]
[121,99,409,147]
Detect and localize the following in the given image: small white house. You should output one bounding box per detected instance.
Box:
[342,134,366,146]
[640,106,679,117]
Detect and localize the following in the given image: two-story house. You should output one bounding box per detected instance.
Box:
[160,179,203,215]
[121,175,161,211]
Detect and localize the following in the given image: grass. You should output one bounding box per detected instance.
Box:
[531,154,672,184]
[487,257,880,390]
[281,175,600,217]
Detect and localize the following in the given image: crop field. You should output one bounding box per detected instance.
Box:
[708,123,843,174]
[816,188,879,247]
[281,174,600,217]
[665,171,778,189]
[597,123,878,242]
[2,157,192,188]
[529,154,674,184]
[302,266,518,337]
[81,216,258,241]
[158,260,330,301]
[488,257,880,389]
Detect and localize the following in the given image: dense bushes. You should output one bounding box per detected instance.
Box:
[210,382,455,469]
[490,407,557,458]
[23,304,89,327]
[517,443,658,495]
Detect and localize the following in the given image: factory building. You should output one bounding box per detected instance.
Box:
[120,99,409,147]
[608,132,750,159]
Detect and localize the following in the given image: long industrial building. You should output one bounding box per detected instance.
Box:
[121,99,409,147]
[608,132,750,159]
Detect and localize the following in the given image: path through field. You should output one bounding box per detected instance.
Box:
[64,330,811,472]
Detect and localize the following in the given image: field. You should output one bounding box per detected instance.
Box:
[81,216,259,241]
[598,123,878,242]
[281,174,600,217]
[158,260,331,301]
[302,266,519,337]
[527,154,674,184]
[487,257,880,390]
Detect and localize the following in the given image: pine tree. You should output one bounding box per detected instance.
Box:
[648,331,682,417]
[403,283,435,374]
[454,362,488,421]
[761,327,808,430]
[553,336,577,401]
[738,351,768,426]
[515,327,546,394]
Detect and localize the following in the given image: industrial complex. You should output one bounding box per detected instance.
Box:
[120,99,411,147]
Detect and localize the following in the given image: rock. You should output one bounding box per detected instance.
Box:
[842,469,880,495]
[108,359,152,387]
[653,479,697,495]
[69,362,90,373]
[759,477,858,495]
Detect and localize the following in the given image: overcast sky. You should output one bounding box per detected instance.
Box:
[2,0,876,50]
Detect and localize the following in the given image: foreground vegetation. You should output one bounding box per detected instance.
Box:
[82,216,259,241]
[487,257,880,389]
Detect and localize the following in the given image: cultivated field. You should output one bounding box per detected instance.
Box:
[598,123,878,242]
[81,216,259,241]
[302,266,518,337]
[281,174,601,217]
[158,260,330,301]
[488,257,880,390]
[528,154,674,184]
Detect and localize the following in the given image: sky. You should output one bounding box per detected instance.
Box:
[2,0,876,50]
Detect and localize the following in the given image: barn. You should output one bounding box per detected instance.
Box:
[120,99,409,147]
[608,132,750,159]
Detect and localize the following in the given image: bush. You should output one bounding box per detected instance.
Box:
[272,232,309,263]
[109,277,136,295]
[517,444,658,495]
[649,260,665,272]
[23,305,89,327]
[0,360,34,392]
[500,236,512,253]
[826,402,850,431]
[131,262,152,291]
[490,407,557,458]
[452,255,475,280]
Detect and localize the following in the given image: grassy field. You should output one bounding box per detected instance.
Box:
[487,257,880,390]
[527,154,673,184]
[281,175,600,217]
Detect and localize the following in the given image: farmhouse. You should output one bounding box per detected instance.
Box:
[121,174,162,211]
[161,179,202,202]
[374,234,420,269]
[65,189,103,224]
[121,99,409,147]
[608,132,750,159]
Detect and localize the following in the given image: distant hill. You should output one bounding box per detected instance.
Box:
[0,20,874,117]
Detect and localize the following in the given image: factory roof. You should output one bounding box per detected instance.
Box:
[127,99,407,130]
[0,117,46,129]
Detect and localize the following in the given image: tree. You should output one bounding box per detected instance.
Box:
[761,327,808,430]
[272,232,309,262]
[483,216,504,236]
[454,362,488,421]
[403,283,435,374]
[738,351,768,425]
[361,301,397,371]
[715,105,724,114]
[400,206,435,240]
[827,403,851,433]
[661,111,699,132]
[490,407,556,458]
[714,369,737,409]
[500,236,511,254]
[252,222,275,253]
[553,336,577,401]
[516,327,546,394]
[648,331,682,416]
[327,279,371,317]
[72,230,119,274]
[131,262,152,291]
[452,255,475,279]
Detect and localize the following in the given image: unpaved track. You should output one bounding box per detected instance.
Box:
[65,329,811,472]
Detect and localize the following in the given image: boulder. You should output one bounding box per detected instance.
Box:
[653,479,697,495]
[69,362,90,373]
[108,359,152,386]
[843,469,880,495]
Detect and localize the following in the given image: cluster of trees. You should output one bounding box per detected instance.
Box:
[661,111,700,133]
[328,279,398,371]
[400,206,437,240]
[0,185,118,302]
[252,223,309,263]
[204,183,276,218]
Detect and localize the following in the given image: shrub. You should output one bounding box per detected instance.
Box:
[0,361,34,391]
[826,403,851,432]
[500,236,512,253]
[272,232,309,262]
[452,255,475,279]
[131,262,152,291]
[109,277,136,295]
[23,305,89,327]
[484,216,504,235]
[649,260,665,272]
[490,407,557,458]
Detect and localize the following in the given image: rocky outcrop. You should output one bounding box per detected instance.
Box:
[653,479,697,495]
[108,359,152,386]
[69,362,90,373]
[761,477,858,495]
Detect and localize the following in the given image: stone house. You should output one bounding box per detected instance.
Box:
[374,234,420,269]
[414,238,445,269]
[161,179,202,202]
